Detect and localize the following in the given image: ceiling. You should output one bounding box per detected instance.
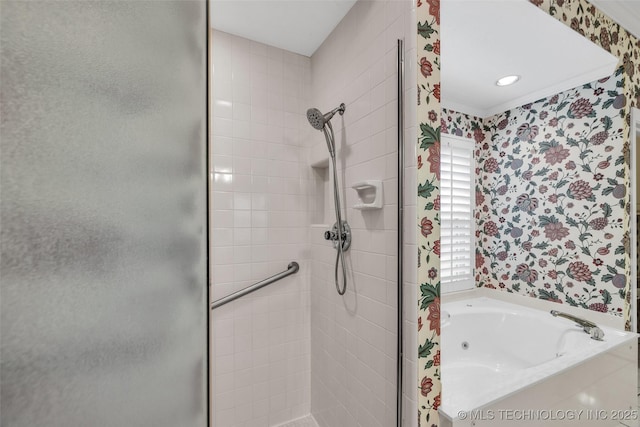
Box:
[440,0,619,118]
[210,1,356,57]
[210,0,638,117]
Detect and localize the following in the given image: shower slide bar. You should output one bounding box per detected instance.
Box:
[210,261,300,309]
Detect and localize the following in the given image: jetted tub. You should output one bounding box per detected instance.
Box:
[440,297,638,427]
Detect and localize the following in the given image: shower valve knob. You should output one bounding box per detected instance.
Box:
[323,223,352,251]
[324,222,352,251]
[323,230,347,241]
[324,230,340,242]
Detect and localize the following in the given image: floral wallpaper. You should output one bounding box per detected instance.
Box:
[416,1,639,425]
[444,72,630,318]
[529,0,640,329]
[416,0,441,425]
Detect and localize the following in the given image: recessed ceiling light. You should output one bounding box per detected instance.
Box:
[496,75,520,86]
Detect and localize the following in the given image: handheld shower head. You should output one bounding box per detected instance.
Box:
[306,103,345,130]
[307,103,350,297]
[306,108,326,130]
[307,103,345,157]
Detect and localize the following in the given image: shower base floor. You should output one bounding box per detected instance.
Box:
[275,415,319,427]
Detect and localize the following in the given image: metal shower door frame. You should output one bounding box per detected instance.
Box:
[396,38,405,427]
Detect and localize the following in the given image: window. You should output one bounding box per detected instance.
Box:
[440,135,475,292]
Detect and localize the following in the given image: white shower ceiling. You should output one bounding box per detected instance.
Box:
[210,0,357,56]
[210,0,632,117]
[441,0,619,118]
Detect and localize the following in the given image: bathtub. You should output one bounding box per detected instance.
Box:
[440,297,638,427]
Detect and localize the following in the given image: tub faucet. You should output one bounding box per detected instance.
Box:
[550,310,604,341]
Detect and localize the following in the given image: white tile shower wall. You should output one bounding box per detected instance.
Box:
[211,30,314,427]
[308,1,418,426]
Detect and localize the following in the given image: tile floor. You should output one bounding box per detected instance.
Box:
[275,415,319,427]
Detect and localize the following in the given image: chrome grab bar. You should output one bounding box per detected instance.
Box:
[550,310,605,341]
[211,261,300,310]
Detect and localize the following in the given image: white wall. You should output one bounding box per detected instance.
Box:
[210,30,314,427]
[308,1,418,426]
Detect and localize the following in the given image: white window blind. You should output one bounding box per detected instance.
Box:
[441,135,475,292]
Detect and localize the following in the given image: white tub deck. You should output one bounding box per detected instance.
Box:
[440,297,638,427]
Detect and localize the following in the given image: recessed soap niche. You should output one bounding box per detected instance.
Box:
[310,159,331,226]
[310,159,384,226]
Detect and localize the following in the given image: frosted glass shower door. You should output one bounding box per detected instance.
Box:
[0,2,209,426]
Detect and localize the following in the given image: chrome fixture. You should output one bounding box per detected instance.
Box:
[323,221,351,251]
[306,104,344,126]
[396,38,405,427]
[211,262,300,309]
[305,103,345,159]
[550,310,605,341]
[306,103,349,295]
